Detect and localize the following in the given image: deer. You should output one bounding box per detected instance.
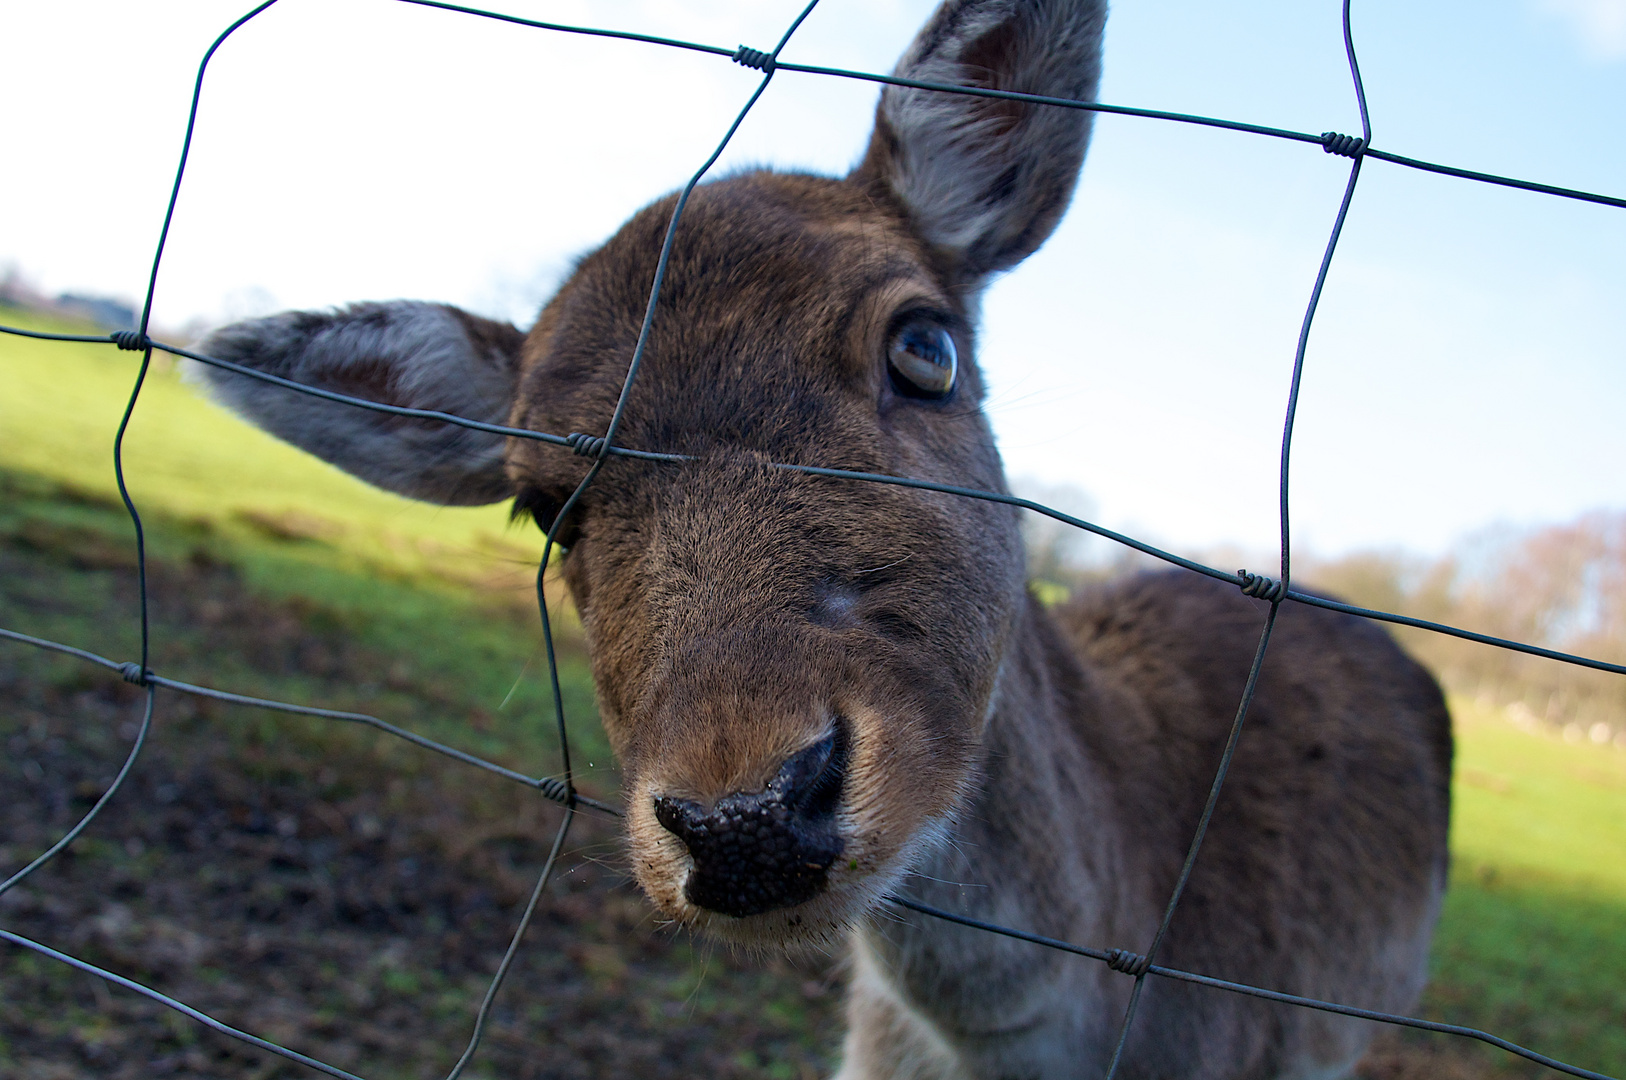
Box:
[196,0,1453,1075]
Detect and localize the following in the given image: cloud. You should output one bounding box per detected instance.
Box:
[1539,0,1626,59]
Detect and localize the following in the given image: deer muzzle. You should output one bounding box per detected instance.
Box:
[652,725,848,917]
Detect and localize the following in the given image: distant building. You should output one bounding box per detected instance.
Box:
[55,293,136,330]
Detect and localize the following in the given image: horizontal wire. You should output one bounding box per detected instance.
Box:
[4,322,1620,679]
[1285,590,1626,675]
[359,0,1624,209]
[0,325,125,345]
[393,0,734,58]
[780,60,1324,143]
[1150,967,1619,1080]
[163,338,686,465]
[890,898,1620,1080]
[761,465,1626,676]
[764,461,1226,579]
[0,325,685,460]
[0,929,371,1080]
[771,61,1625,209]
[1365,147,1626,210]
[0,626,619,817]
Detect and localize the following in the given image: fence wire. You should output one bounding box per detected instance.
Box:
[1,1,1622,1078]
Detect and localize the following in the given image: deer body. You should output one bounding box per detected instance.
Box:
[199,2,1451,1076]
[840,575,1448,1079]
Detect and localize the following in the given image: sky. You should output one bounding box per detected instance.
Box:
[3,0,1623,561]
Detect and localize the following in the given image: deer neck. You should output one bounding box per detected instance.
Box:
[852,593,1141,1044]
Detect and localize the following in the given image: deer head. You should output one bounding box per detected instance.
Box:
[201,0,1105,947]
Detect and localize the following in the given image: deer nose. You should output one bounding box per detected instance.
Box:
[653,727,848,918]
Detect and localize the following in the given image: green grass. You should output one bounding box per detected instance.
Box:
[1448,699,1626,895]
[1420,699,1626,1075]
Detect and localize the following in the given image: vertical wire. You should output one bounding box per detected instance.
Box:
[440,6,828,1076]
[1102,5,1374,1076]
[0,0,285,905]
[531,0,822,805]
[116,4,283,668]
[1280,0,1369,589]
[538,560,576,790]
[1099,609,1279,1079]
[112,353,154,676]
[440,806,576,1080]
[1344,0,1372,145]
[0,688,156,896]
[1277,156,1363,590]
[136,0,284,341]
[595,0,823,455]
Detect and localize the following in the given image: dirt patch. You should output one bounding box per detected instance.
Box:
[0,533,840,1080]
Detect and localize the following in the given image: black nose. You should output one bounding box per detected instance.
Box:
[653,725,848,917]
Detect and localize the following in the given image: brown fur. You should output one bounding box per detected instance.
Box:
[197,3,1451,1075]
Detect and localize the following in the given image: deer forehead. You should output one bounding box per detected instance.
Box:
[501,172,1005,555]
[518,173,960,403]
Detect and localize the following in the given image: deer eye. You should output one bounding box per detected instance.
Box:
[886,317,957,399]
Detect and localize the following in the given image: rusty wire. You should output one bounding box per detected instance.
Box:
[1,1,1623,1078]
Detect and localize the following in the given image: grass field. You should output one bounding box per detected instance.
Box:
[1422,699,1626,1075]
[2,306,1623,1078]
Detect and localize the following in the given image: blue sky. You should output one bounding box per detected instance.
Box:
[4,0,1622,559]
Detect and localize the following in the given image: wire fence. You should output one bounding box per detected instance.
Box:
[1,1,1622,1078]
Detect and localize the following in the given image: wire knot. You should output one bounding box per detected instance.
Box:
[536,776,574,805]
[565,432,609,459]
[1236,569,1286,602]
[110,329,151,351]
[118,662,150,685]
[733,44,775,72]
[1320,131,1367,158]
[1106,948,1151,976]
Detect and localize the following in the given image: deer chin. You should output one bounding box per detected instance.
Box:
[625,774,960,952]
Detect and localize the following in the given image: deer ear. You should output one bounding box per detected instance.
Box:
[853,0,1105,285]
[198,301,525,506]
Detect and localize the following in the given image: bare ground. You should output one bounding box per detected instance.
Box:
[0,515,1514,1080]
